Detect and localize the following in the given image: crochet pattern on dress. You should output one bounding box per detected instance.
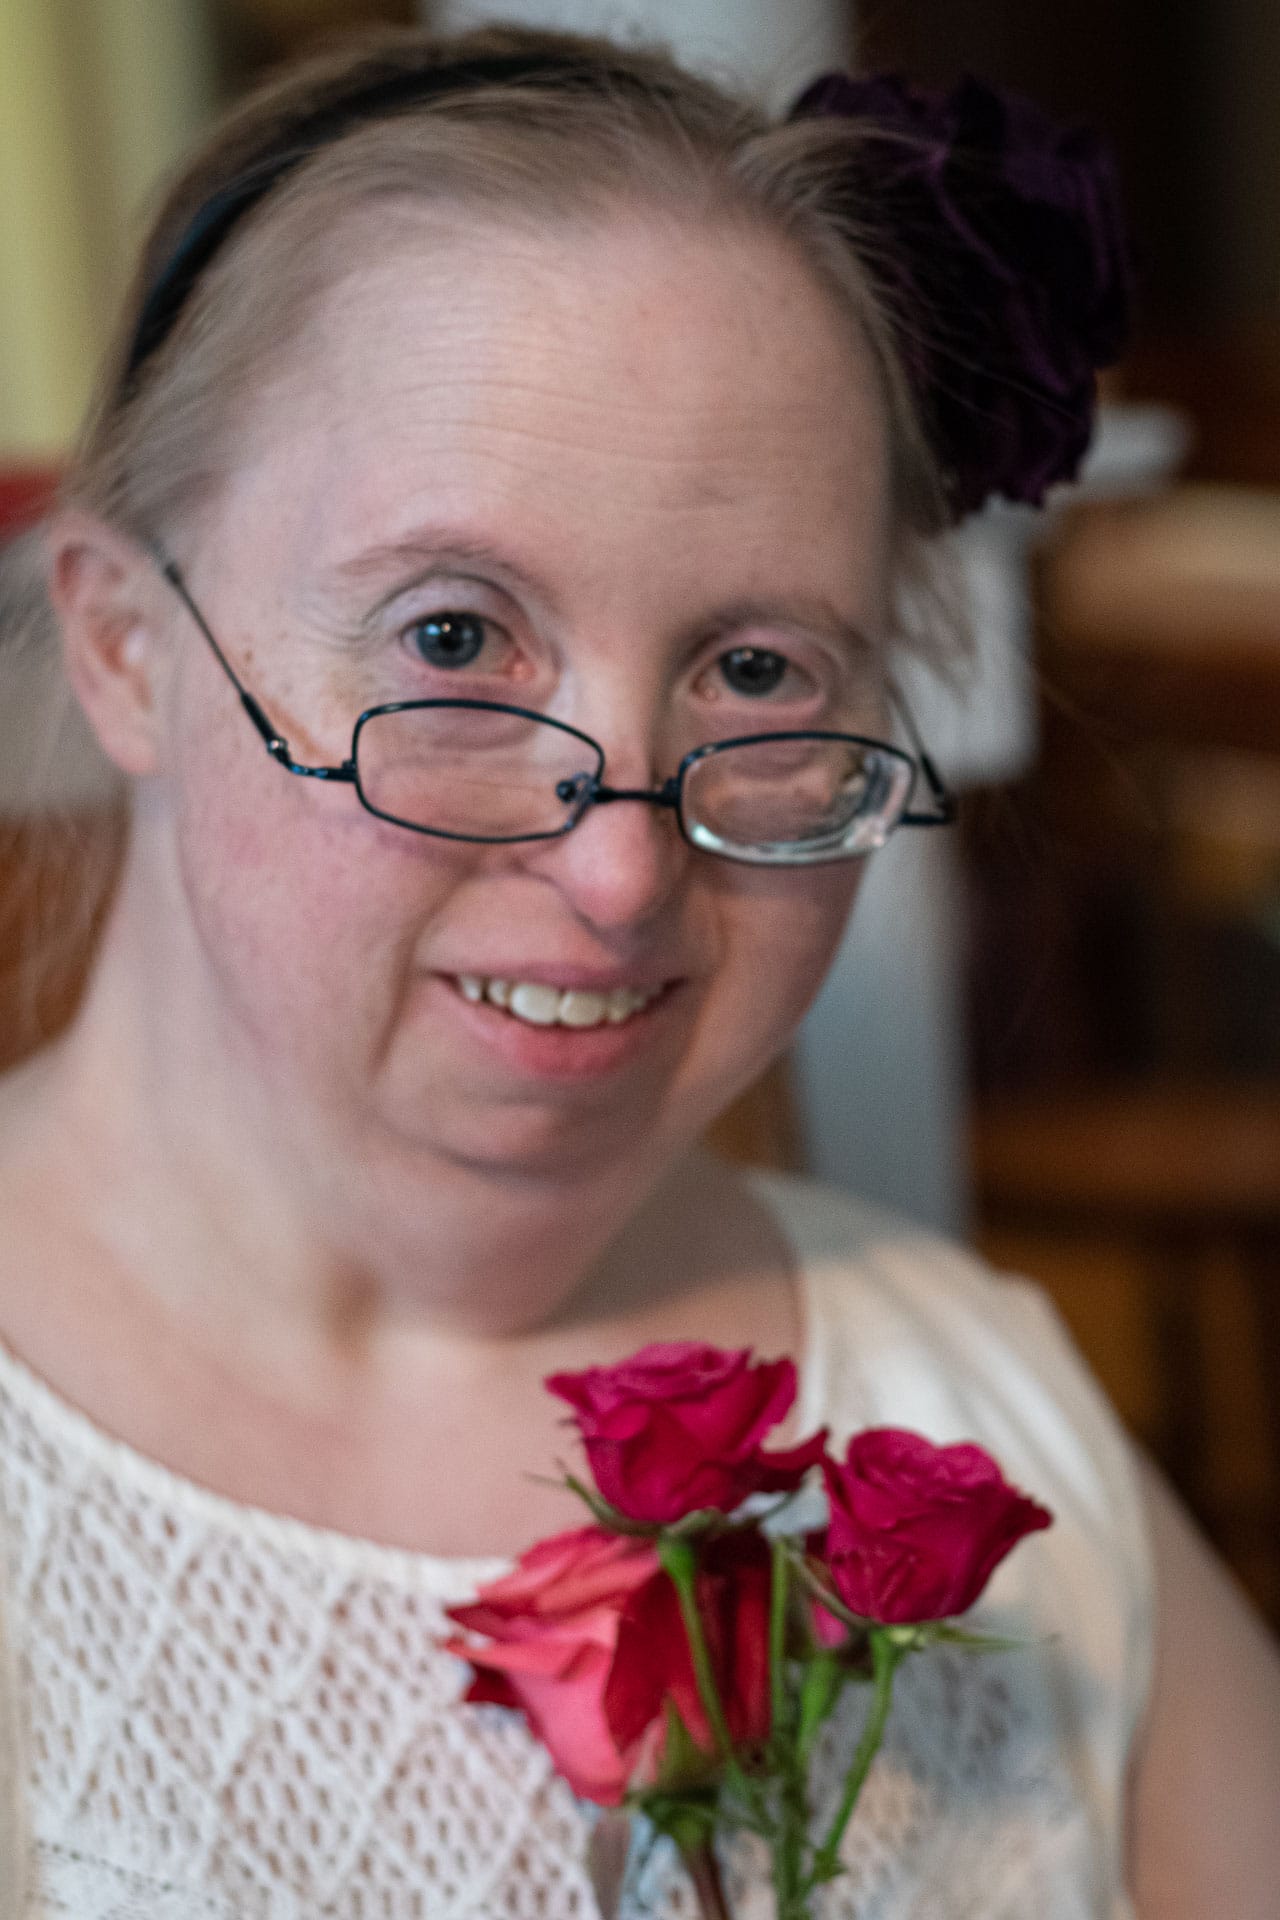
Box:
[0,1339,1099,1918]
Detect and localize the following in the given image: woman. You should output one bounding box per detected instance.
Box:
[0,24,1276,1918]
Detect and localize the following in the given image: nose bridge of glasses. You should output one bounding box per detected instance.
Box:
[589,775,681,811]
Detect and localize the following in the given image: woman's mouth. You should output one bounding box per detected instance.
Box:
[453,975,665,1029]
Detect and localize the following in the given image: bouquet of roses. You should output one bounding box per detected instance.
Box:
[443,1344,1051,1919]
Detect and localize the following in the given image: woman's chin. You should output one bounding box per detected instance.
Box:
[373,1059,678,1184]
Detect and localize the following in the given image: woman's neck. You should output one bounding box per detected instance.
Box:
[0,852,800,1554]
[0,1002,798,1556]
[38,847,686,1340]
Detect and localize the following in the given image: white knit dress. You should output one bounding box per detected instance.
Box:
[0,1176,1153,1919]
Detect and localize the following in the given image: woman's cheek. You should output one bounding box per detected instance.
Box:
[698,865,862,1104]
[170,738,435,1065]
[734,863,861,1012]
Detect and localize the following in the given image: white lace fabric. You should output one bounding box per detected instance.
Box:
[0,1177,1152,1918]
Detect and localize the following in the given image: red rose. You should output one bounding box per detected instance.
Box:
[820,1428,1052,1624]
[546,1342,827,1524]
[444,1525,774,1805]
[606,1530,773,1768]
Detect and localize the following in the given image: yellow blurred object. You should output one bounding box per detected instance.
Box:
[0,0,216,458]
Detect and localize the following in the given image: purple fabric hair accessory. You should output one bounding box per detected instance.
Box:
[791,72,1134,522]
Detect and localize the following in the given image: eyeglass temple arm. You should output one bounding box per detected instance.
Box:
[889,683,958,827]
[155,551,354,782]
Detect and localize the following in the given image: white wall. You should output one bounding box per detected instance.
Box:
[430,0,849,108]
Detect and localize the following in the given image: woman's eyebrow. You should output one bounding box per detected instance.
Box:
[704,597,879,658]
[326,541,878,656]
[326,531,559,615]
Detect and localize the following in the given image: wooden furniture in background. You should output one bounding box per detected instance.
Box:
[706,1057,803,1172]
[973,1085,1280,1621]
[0,813,124,1073]
[966,476,1280,1626]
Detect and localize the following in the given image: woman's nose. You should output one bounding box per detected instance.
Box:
[527,779,691,932]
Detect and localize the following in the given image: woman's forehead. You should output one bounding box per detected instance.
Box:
[214,208,892,603]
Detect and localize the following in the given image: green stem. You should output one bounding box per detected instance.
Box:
[809,1629,902,1885]
[658,1537,740,1769]
[657,1534,768,1832]
[768,1542,817,1918]
[769,1535,790,1745]
[772,1764,812,1920]
[795,1651,843,1772]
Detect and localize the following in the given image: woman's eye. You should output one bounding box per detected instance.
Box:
[404,611,490,669]
[718,646,792,697]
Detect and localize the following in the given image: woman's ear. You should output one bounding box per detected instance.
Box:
[48,513,174,778]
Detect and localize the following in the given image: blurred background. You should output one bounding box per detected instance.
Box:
[2,0,1279,1625]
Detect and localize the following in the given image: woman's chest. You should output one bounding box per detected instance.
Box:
[0,1401,1118,1920]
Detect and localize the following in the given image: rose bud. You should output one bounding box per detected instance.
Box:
[546,1342,827,1525]
[820,1428,1052,1625]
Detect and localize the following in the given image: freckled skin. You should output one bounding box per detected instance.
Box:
[2,201,899,1545]
[16,208,1280,1869]
[161,210,892,1203]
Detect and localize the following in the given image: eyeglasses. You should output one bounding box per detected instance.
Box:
[156,555,955,866]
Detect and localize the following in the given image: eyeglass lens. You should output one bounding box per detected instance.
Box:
[353,705,914,856]
[355,704,597,840]
[683,736,914,861]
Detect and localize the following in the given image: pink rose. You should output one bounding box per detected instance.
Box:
[444,1527,658,1804]
[820,1428,1053,1624]
[546,1342,827,1524]
[444,1525,774,1804]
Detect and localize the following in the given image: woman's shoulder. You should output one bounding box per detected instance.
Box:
[744,1162,1065,1334]
[750,1167,1115,1401]
[749,1167,1152,1579]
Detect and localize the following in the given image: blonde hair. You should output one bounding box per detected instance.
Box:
[1,22,959,1060]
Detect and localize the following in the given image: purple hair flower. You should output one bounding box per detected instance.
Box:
[791,72,1134,521]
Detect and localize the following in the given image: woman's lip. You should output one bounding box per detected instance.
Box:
[435,966,682,994]
[429,973,682,1079]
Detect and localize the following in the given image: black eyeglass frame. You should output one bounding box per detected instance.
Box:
[156,553,957,862]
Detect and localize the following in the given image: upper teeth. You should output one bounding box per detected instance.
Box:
[456,976,661,1027]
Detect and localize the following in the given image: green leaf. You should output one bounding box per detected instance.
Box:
[791,1557,880,1635]
[666,1506,736,1541]
[652,1701,718,1793]
[561,1474,658,1536]
[923,1623,1042,1653]
[796,1649,843,1755]
[637,1792,718,1854]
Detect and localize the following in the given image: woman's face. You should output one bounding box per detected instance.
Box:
[157,206,894,1185]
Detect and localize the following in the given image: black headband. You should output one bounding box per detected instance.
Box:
[122,49,647,390]
[122,51,1131,524]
